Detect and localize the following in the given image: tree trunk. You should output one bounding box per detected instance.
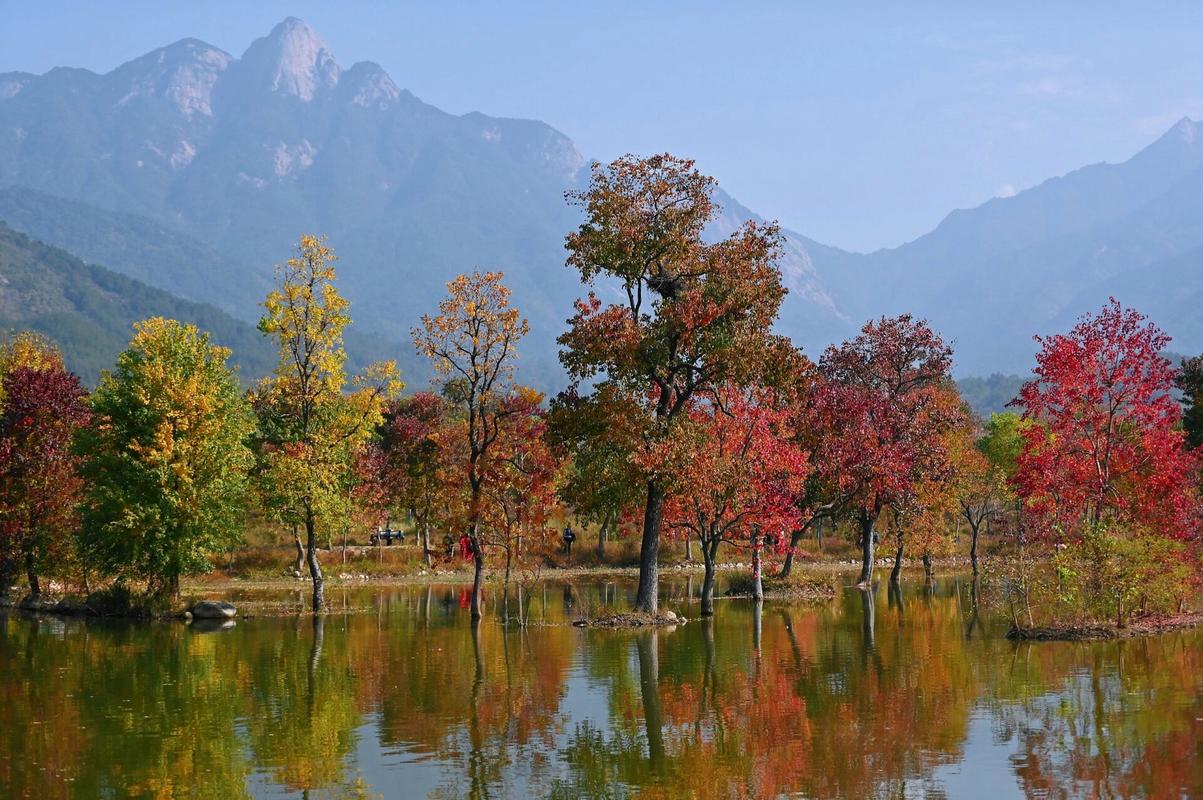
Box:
[700,542,717,617]
[470,547,485,621]
[780,528,805,579]
[292,525,305,575]
[684,536,692,562]
[305,511,324,612]
[856,508,878,587]
[634,481,664,614]
[421,522,433,569]
[890,540,904,585]
[751,532,764,602]
[969,520,980,576]
[24,549,40,596]
[597,509,611,560]
[922,552,934,583]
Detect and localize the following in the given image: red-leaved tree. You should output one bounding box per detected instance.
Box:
[812,315,961,586]
[0,363,91,595]
[1013,299,1199,541]
[660,383,808,614]
[379,392,453,567]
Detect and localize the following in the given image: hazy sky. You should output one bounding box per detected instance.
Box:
[4,1,1203,252]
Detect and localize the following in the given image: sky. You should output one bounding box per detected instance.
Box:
[4,1,1203,252]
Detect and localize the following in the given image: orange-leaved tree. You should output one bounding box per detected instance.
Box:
[559,153,791,614]
[413,271,529,621]
[0,335,90,595]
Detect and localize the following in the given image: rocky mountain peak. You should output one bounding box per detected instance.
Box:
[239,17,340,100]
[342,61,401,109]
[111,38,232,117]
[1171,115,1198,144]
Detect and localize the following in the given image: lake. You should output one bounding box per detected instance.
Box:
[1,576,1200,798]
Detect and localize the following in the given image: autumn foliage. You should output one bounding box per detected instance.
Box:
[1,155,1201,636]
[809,315,963,584]
[560,153,792,613]
[660,383,808,612]
[1013,299,1199,541]
[0,341,90,594]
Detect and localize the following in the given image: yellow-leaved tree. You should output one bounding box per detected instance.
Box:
[254,235,401,612]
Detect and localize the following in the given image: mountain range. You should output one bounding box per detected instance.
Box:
[1,17,1201,389]
[0,221,274,384]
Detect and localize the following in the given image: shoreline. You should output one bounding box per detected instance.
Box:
[182,554,978,594]
[1007,611,1203,641]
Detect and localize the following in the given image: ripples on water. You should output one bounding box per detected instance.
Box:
[0,576,1200,799]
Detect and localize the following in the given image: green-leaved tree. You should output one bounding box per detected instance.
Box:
[79,318,254,598]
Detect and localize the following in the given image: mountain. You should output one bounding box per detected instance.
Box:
[955,374,1025,419]
[2,17,1202,381]
[0,18,586,387]
[0,222,276,384]
[0,185,268,319]
[806,117,1203,373]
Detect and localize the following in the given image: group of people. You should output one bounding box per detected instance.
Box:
[387,526,580,561]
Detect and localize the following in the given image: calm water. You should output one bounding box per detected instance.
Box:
[1,577,1201,799]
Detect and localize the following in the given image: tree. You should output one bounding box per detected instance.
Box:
[879,383,967,585]
[78,318,253,598]
[413,271,528,621]
[1176,354,1203,450]
[953,430,1010,576]
[812,315,960,586]
[0,332,74,592]
[1013,299,1199,541]
[0,348,90,595]
[559,153,790,614]
[478,387,560,613]
[379,392,452,568]
[254,235,400,612]
[661,383,807,615]
[978,411,1029,479]
[546,384,645,559]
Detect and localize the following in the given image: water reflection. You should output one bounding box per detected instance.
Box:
[0,578,1200,798]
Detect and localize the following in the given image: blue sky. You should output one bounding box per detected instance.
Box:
[4,1,1203,252]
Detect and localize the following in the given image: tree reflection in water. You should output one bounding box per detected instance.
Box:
[0,578,1200,798]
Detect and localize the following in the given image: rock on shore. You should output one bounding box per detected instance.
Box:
[190,601,237,620]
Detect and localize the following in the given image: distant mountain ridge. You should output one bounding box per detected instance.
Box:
[0,222,274,384]
[3,17,1202,380]
[0,221,400,385]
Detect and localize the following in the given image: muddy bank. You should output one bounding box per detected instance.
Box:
[1007,611,1203,641]
[725,578,838,603]
[574,610,687,628]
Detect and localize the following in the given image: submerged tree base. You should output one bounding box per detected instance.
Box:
[1007,611,1203,641]
[574,610,686,628]
[725,576,836,603]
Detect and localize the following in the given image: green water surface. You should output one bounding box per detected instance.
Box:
[1,577,1200,799]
